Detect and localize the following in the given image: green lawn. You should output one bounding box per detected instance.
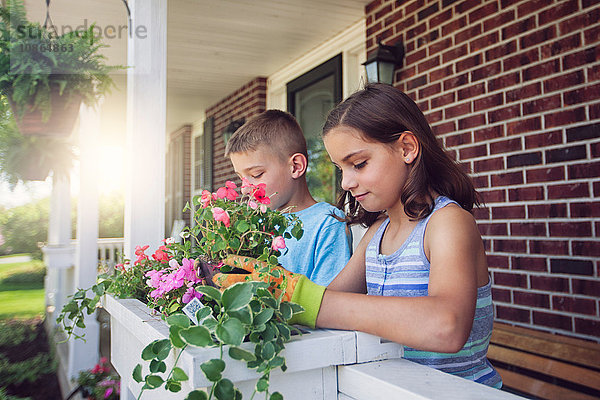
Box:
[0,257,46,320]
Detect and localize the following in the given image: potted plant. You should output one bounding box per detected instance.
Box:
[0,0,121,137]
[0,94,75,187]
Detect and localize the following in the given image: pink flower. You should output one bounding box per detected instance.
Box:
[212,207,230,227]
[200,190,213,208]
[152,245,170,262]
[104,388,113,398]
[260,204,268,213]
[134,245,149,264]
[253,183,271,205]
[248,200,258,210]
[271,236,286,251]
[241,178,252,195]
[216,181,238,201]
[182,286,203,304]
[100,357,108,364]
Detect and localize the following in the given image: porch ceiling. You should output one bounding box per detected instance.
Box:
[23,0,370,131]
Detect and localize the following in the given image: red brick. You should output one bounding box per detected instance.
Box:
[490,138,522,154]
[460,144,487,159]
[374,3,393,20]
[520,26,557,49]
[489,105,520,123]
[541,32,581,59]
[457,54,482,72]
[432,121,456,135]
[544,70,585,93]
[430,9,452,29]
[564,83,600,106]
[572,241,600,257]
[506,83,541,103]
[478,221,508,235]
[474,157,504,172]
[548,182,590,199]
[512,256,548,272]
[365,0,382,14]
[517,0,551,18]
[530,240,570,256]
[425,110,443,124]
[394,15,416,34]
[539,0,578,25]
[406,48,427,66]
[445,102,471,119]
[384,9,403,27]
[553,296,597,315]
[458,83,485,100]
[376,27,394,43]
[366,21,383,37]
[406,22,427,40]
[592,142,600,158]
[458,114,486,130]
[528,203,568,218]
[575,318,600,338]
[559,7,600,34]
[429,65,453,83]
[456,24,482,45]
[473,94,502,112]
[591,102,600,120]
[471,62,502,83]
[563,46,600,70]
[405,0,426,15]
[418,82,442,98]
[486,42,517,65]
[441,15,467,36]
[523,95,561,115]
[510,222,547,236]
[525,130,563,149]
[472,175,489,189]
[473,206,491,220]
[515,291,550,309]
[533,311,573,331]
[497,305,531,323]
[570,202,600,218]
[456,0,481,14]
[526,166,564,183]
[506,117,542,136]
[494,272,529,288]
[492,288,511,302]
[549,222,593,237]
[483,10,514,32]
[430,92,455,109]
[502,16,535,40]
[479,189,506,203]
[523,59,560,81]
[491,171,523,186]
[474,125,504,142]
[569,161,600,179]
[443,73,469,90]
[545,107,586,129]
[445,132,472,147]
[584,25,600,46]
[531,275,570,292]
[492,205,526,219]
[488,72,520,93]
[469,2,498,24]
[508,186,544,202]
[572,279,600,296]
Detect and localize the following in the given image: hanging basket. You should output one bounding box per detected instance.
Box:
[18,160,51,181]
[9,87,82,137]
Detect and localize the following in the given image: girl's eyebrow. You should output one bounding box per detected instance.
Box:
[342,150,366,162]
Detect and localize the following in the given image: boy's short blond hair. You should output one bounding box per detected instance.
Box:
[224,110,308,160]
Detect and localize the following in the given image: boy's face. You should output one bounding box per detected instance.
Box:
[229,148,295,211]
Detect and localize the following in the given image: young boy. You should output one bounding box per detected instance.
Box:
[224,109,351,286]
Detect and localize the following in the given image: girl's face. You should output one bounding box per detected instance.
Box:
[324,125,410,213]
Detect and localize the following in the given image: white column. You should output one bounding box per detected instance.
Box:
[68,103,101,379]
[124,0,167,259]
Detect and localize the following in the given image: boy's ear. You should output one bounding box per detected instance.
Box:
[289,153,308,179]
[397,131,420,164]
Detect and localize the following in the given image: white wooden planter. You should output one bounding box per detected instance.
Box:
[102,295,403,400]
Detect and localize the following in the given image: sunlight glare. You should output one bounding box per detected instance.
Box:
[98,145,125,195]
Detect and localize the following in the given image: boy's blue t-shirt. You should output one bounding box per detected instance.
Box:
[277,202,351,286]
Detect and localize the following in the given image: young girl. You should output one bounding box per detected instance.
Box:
[216,83,502,388]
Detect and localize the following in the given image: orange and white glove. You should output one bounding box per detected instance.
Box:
[213,255,325,328]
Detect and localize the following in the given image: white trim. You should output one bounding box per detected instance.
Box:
[267,19,366,110]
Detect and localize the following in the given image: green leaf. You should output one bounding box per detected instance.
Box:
[261,297,278,309]
[169,326,186,349]
[254,308,274,326]
[216,318,245,346]
[271,269,281,278]
[288,302,304,314]
[166,380,182,393]
[132,364,143,383]
[261,341,275,360]
[270,392,284,400]
[219,264,233,273]
[214,378,235,400]
[263,324,277,342]
[167,313,190,328]
[153,339,172,361]
[222,282,253,312]
[145,374,164,389]
[169,302,181,313]
[196,307,212,323]
[249,299,262,313]
[180,325,213,347]
[141,341,158,361]
[196,286,222,302]
[149,359,166,373]
[227,305,253,325]
[172,367,189,382]
[201,358,225,382]
[279,302,293,320]
[275,323,291,341]
[186,390,208,400]
[269,356,285,369]
[203,316,218,331]
[229,346,257,362]
[256,377,269,392]
[236,220,250,233]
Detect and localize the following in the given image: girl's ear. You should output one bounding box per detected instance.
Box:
[289,153,308,178]
[398,131,420,164]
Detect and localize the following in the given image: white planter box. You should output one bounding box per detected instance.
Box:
[102,295,403,400]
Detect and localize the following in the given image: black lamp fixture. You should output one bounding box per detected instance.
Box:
[222,118,245,145]
[362,40,405,85]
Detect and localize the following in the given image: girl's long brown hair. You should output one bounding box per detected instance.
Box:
[323,83,479,227]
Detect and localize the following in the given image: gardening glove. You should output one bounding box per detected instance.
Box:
[213,255,325,328]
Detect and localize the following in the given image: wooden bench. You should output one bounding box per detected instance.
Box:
[488,322,600,400]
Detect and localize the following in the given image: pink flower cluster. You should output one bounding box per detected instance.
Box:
[145,258,203,303]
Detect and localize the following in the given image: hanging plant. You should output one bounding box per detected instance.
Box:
[0,0,123,136]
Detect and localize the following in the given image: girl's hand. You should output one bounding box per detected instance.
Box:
[213,255,326,328]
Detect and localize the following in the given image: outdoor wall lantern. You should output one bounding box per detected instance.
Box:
[222,118,245,145]
[362,41,405,85]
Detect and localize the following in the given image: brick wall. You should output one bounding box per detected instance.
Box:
[366,0,599,341]
[166,124,192,228]
[205,77,268,188]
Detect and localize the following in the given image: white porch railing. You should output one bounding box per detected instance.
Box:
[97,238,125,269]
